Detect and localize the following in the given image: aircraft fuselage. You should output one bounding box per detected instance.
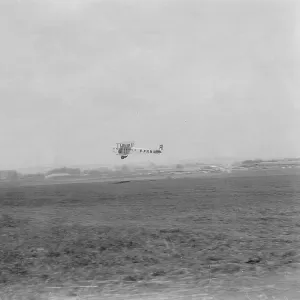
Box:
[113,142,163,159]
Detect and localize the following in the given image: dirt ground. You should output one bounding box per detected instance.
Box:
[1,172,300,299]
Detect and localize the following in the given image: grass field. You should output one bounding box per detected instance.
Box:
[1,172,300,299]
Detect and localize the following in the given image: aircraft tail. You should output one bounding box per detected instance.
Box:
[159,144,164,151]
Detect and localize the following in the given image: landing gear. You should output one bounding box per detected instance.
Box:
[121,155,128,159]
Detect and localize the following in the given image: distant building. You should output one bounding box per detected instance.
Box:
[0,170,18,180]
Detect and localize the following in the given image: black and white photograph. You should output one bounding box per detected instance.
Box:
[0,0,300,299]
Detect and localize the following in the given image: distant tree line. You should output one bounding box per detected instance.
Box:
[241,157,300,165]
[241,159,263,164]
[46,167,81,176]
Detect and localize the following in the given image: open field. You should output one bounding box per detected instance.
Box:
[1,171,300,299]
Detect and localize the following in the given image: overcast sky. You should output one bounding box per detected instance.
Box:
[0,0,299,168]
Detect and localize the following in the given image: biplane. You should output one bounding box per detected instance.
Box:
[112,141,164,159]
